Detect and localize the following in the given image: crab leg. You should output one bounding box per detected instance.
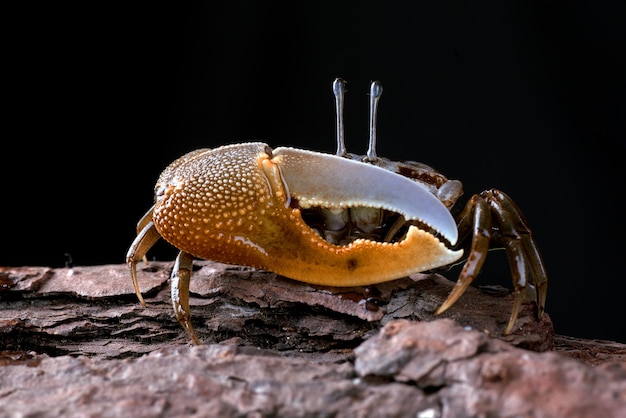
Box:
[171,251,201,345]
[135,205,155,234]
[439,189,548,334]
[126,216,161,307]
[522,235,548,318]
[485,190,548,332]
[435,194,492,317]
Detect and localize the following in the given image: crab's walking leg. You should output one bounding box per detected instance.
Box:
[435,194,492,316]
[171,251,201,345]
[485,190,548,333]
[126,210,160,307]
[435,189,548,335]
[135,206,155,235]
[521,233,548,318]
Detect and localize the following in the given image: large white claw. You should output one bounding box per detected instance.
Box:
[272,147,459,246]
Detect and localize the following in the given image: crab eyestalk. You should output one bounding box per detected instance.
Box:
[366,80,383,162]
[333,78,383,163]
[333,77,347,157]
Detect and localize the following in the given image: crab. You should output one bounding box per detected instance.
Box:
[127,78,548,345]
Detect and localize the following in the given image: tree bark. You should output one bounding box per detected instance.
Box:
[1,262,625,417]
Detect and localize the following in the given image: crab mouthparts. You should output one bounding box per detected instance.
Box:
[299,204,446,248]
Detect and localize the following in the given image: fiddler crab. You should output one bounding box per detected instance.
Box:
[127,78,548,345]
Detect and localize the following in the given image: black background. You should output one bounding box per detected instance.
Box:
[4,2,625,343]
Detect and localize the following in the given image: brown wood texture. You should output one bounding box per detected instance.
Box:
[1,262,625,417]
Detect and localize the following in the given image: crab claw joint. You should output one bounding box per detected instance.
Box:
[151,142,463,288]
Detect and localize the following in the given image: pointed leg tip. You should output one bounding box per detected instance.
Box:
[182,323,201,345]
[135,287,147,307]
[537,305,545,319]
[503,321,515,336]
[435,288,465,317]
[504,294,523,335]
[433,305,446,316]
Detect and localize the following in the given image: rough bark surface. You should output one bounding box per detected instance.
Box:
[1,262,625,417]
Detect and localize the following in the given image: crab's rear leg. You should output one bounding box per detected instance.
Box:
[171,251,201,345]
[435,189,548,335]
[126,206,159,307]
[435,194,492,317]
[484,189,548,333]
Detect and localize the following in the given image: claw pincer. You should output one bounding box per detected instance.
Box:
[139,143,462,287]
